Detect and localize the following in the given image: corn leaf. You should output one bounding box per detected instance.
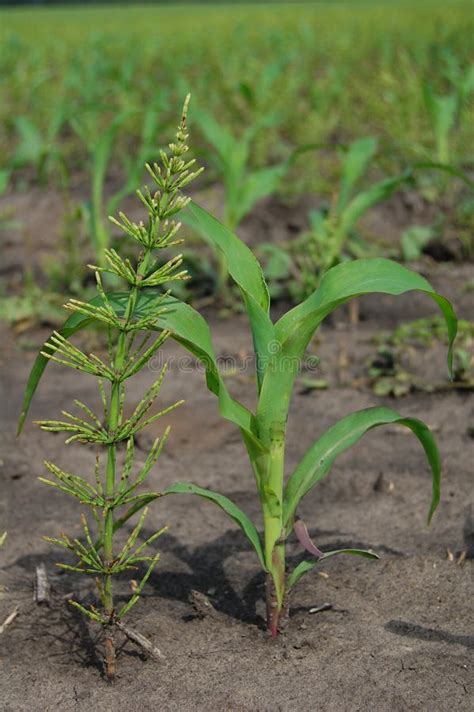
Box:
[182,201,274,390]
[183,202,269,311]
[163,482,266,569]
[339,173,410,236]
[287,548,379,591]
[337,136,377,213]
[283,406,442,530]
[257,258,457,433]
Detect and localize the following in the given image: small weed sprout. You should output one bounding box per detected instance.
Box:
[24,98,202,681]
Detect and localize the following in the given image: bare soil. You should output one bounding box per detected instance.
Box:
[0,190,473,711]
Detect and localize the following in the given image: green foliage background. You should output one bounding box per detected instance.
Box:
[1,1,473,189]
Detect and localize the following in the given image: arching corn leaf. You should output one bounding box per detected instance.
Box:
[163,482,266,569]
[181,201,275,390]
[287,548,379,592]
[257,259,457,433]
[284,406,441,530]
[337,136,377,212]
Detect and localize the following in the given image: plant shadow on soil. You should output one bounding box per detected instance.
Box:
[7,524,404,631]
[385,620,474,650]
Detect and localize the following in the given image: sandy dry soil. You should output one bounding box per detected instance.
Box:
[0,190,473,711]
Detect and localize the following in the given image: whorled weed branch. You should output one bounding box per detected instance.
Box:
[30,98,202,681]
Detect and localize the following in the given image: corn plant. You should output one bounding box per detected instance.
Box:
[291,137,409,301]
[20,113,457,639]
[423,84,458,167]
[416,66,474,201]
[11,106,68,185]
[188,107,288,299]
[194,107,287,232]
[71,99,165,266]
[18,99,203,680]
[422,51,474,169]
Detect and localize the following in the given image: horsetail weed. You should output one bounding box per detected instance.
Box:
[19,97,203,681]
[20,101,457,641]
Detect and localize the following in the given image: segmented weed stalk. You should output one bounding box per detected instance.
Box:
[21,98,202,681]
[21,108,457,639]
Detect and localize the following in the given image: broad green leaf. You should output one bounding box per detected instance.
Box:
[412,162,474,191]
[257,259,457,437]
[183,202,269,311]
[163,482,266,569]
[13,116,43,167]
[401,226,434,261]
[339,173,409,236]
[287,548,379,591]
[181,201,274,390]
[283,406,442,529]
[236,163,288,226]
[337,137,377,213]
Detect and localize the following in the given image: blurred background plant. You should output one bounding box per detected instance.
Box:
[1,2,473,318]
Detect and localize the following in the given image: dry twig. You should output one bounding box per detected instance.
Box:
[0,606,19,634]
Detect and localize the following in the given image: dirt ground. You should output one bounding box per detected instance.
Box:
[0,190,473,711]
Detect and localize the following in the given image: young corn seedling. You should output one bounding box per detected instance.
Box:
[194,108,287,233]
[71,99,165,267]
[187,107,288,300]
[11,106,69,185]
[19,98,203,680]
[291,137,410,301]
[20,109,457,638]
[415,69,474,202]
